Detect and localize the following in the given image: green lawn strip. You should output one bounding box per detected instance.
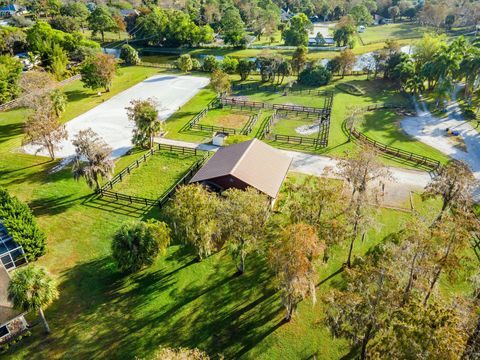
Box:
[163,88,218,143]
[111,152,202,199]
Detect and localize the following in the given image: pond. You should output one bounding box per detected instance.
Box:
[137,44,415,73]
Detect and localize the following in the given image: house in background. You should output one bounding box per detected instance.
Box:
[0,4,19,17]
[189,139,292,205]
[0,264,28,344]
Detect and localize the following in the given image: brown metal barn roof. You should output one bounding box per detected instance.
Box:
[189,139,292,198]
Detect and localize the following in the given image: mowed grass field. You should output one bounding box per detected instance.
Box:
[112,152,203,199]
[272,113,321,139]
[357,22,428,44]
[0,66,470,359]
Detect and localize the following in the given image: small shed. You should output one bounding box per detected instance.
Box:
[212,132,229,146]
[189,139,292,203]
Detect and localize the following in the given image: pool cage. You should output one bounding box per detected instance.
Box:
[0,222,27,270]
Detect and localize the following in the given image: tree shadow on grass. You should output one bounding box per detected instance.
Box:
[0,121,23,145]
[29,193,92,216]
[64,89,94,103]
[7,249,288,360]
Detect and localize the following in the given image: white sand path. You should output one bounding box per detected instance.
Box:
[401,87,480,180]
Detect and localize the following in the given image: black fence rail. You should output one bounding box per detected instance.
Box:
[191,123,239,134]
[232,83,333,98]
[98,152,209,208]
[100,143,202,192]
[97,144,209,208]
[241,112,260,135]
[222,97,327,114]
[261,110,327,148]
[349,127,440,171]
[188,99,260,135]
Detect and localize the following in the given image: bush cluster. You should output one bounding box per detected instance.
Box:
[0,188,46,260]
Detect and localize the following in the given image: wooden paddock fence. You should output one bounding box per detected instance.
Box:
[98,144,210,207]
[347,104,440,171]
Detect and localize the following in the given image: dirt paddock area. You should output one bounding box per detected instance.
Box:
[217,113,251,127]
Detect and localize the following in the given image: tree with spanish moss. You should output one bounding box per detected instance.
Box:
[269,223,324,321]
[221,187,271,274]
[167,184,222,261]
[72,128,114,191]
[422,160,476,221]
[337,146,391,267]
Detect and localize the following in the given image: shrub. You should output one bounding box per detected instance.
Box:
[335,82,365,96]
[0,188,46,260]
[119,44,140,65]
[224,134,251,145]
[298,65,332,86]
[202,55,220,72]
[191,58,201,71]
[111,220,171,273]
[176,54,193,72]
[221,56,238,74]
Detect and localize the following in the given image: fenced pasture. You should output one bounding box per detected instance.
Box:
[98,144,210,207]
[261,110,330,148]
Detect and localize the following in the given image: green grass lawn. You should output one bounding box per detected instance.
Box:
[112,152,202,199]
[358,22,430,44]
[358,109,450,163]
[271,114,320,139]
[0,65,476,359]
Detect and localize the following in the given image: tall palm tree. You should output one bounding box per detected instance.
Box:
[433,77,454,109]
[72,128,115,191]
[460,47,480,99]
[125,99,162,149]
[8,265,58,334]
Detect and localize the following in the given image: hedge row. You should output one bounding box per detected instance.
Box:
[0,188,46,260]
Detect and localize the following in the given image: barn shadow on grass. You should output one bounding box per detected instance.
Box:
[15,250,286,360]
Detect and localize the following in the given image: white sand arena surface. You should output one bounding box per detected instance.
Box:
[401,91,480,180]
[23,74,210,159]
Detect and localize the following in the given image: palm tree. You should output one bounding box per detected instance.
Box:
[405,74,425,95]
[125,99,162,149]
[72,128,115,191]
[433,77,454,110]
[8,265,58,334]
[460,47,480,99]
[49,89,67,117]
